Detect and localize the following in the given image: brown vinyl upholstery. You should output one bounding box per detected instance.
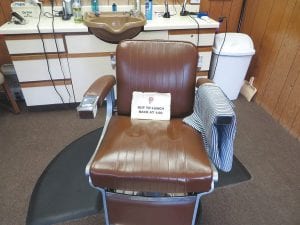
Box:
[106,192,197,225]
[90,116,212,193]
[84,75,116,105]
[116,40,198,117]
[89,40,212,194]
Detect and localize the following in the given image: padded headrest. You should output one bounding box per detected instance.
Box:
[116,40,198,118]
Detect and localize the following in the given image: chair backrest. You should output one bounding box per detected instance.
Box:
[116,40,198,118]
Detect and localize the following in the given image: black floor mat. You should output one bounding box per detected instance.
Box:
[26,128,103,225]
[26,128,251,225]
[216,155,251,188]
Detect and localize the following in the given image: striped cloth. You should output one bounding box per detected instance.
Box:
[183,83,237,172]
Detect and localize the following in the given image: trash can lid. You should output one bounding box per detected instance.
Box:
[213,33,256,56]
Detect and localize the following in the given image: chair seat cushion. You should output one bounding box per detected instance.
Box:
[90,116,212,193]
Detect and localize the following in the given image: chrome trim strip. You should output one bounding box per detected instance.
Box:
[210,160,219,182]
[106,192,196,202]
[191,181,215,225]
[98,187,110,225]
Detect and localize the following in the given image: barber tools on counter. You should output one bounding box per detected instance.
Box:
[62,0,82,22]
[72,0,83,23]
[11,12,26,25]
[163,0,170,18]
[180,0,188,16]
[62,0,73,20]
[10,1,42,23]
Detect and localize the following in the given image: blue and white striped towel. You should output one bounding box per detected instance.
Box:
[183,83,237,172]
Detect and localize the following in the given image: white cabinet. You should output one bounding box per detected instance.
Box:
[68,56,115,101]
[66,34,117,102]
[13,58,71,82]
[5,34,74,106]
[4,29,216,106]
[22,85,74,106]
[65,35,117,53]
[168,33,215,47]
[168,30,216,73]
[198,51,212,71]
[6,37,65,54]
[133,31,169,40]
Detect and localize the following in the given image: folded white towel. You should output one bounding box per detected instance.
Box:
[183,83,236,172]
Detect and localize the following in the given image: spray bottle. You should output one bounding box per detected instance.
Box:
[73,0,82,23]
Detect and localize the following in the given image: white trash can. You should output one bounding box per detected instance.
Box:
[209,33,255,100]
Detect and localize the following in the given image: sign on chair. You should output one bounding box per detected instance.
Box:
[131,92,171,121]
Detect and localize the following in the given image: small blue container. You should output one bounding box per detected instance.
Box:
[145,0,152,20]
[112,3,117,12]
[91,0,99,14]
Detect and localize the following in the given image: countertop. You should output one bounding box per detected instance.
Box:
[0,5,219,35]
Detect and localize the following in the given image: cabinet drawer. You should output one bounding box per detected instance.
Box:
[168,33,215,46]
[12,58,71,82]
[198,51,212,71]
[21,84,75,106]
[133,31,168,40]
[66,31,169,54]
[66,35,117,53]
[5,38,65,54]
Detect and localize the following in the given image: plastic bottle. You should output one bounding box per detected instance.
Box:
[145,0,152,20]
[73,0,82,23]
[91,0,99,14]
[63,0,73,16]
[112,3,117,12]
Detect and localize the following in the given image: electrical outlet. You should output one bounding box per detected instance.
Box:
[190,0,201,4]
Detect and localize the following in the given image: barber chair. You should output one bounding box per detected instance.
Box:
[80,40,217,225]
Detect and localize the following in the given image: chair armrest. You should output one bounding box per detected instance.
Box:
[195,79,233,125]
[84,75,116,106]
[196,78,214,88]
[77,75,116,119]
